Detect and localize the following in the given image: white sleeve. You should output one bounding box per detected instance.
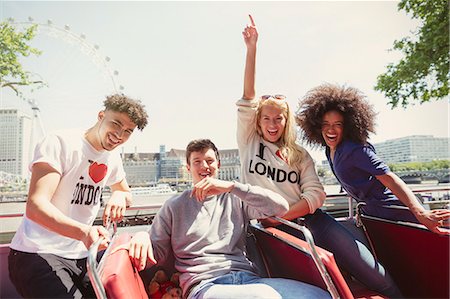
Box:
[236,98,259,148]
[30,134,65,174]
[298,151,326,213]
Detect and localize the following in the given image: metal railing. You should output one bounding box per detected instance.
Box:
[271,216,341,299]
[1,186,448,222]
[86,221,118,299]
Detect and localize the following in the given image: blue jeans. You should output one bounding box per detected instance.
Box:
[281,209,402,298]
[189,271,330,299]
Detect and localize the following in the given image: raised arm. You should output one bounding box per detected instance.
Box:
[25,162,110,249]
[377,172,450,234]
[242,14,258,101]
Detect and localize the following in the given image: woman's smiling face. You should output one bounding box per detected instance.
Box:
[321,110,344,150]
[258,105,286,143]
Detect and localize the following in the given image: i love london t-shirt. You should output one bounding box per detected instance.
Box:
[10,130,125,259]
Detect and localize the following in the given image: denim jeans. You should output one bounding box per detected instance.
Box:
[281,209,402,298]
[189,271,330,299]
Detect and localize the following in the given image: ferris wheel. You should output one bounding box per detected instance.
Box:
[8,16,124,95]
[6,17,125,168]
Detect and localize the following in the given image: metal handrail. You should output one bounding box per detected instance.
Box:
[272,216,340,299]
[86,221,117,299]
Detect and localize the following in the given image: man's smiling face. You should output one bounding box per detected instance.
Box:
[186,148,220,184]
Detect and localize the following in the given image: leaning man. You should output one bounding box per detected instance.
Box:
[8,94,148,298]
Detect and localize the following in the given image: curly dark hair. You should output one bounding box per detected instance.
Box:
[296,83,376,147]
[104,94,148,130]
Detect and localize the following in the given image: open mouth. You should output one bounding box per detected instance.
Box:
[267,129,278,136]
[108,133,121,145]
[199,171,211,178]
[325,133,338,143]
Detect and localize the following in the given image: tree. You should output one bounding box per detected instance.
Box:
[388,160,450,172]
[0,21,44,96]
[375,0,449,108]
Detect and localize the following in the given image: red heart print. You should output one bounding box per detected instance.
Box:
[89,162,108,183]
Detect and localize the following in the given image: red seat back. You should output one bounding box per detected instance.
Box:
[101,233,151,299]
[250,225,385,299]
[361,215,449,298]
[250,225,354,298]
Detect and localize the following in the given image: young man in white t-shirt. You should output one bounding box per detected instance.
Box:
[9,94,148,298]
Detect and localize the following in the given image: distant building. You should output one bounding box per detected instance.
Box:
[218,149,240,181]
[374,135,450,164]
[121,146,241,186]
[122,152,159,187]
[160,149,190,184]
[0,108,32,178]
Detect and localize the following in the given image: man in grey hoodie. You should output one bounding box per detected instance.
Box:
[129,139,330,299]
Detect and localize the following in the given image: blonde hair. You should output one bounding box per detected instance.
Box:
[255,98,304,171]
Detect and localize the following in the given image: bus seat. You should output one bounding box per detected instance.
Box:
[88,232,153,299]
[250,224,385,299]
[101,233,149,299]
[360,214,449,299]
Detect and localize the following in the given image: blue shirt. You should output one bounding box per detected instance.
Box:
[326,140,416,221]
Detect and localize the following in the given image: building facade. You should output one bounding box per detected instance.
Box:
[0,109,32,178]
[374,135,450,164]
[122,152,159,187]
[122,146,241,186]
[218,149,240,181]
[159,149,190,184]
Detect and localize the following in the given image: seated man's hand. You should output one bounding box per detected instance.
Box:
[191,178,234,201]
[129,231,155,271]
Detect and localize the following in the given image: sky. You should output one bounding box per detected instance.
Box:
[1,0,449,163]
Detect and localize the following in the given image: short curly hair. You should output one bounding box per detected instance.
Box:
[296,83,376,147]
[104,94,148,130]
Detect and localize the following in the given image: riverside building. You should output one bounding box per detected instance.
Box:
[122,146,241,186]
[0,108,32,179]
[374,135,450,164]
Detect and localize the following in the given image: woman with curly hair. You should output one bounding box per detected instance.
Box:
[237,15,402,297]
[296,83,450,234]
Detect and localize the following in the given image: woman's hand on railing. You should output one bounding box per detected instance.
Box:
[259,217,281,227]
[128,231,155,271]
[415,209,450,235]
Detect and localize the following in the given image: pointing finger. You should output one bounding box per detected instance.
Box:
[249,14,255,27]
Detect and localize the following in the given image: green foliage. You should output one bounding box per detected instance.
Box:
[375,0,449,108]
[388,160,450,172]
[0,21,43,95]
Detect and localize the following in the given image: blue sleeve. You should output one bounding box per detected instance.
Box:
[353,144,390,176]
